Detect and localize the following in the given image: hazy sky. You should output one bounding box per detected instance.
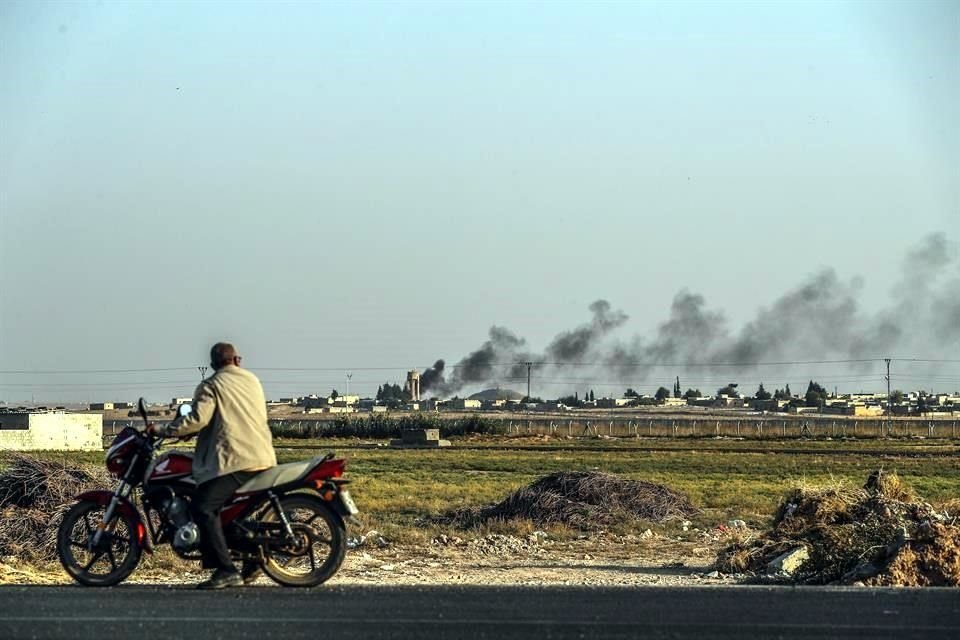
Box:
[1,1,957,403]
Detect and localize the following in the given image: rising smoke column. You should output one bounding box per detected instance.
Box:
[545,300,629,362]
[432,300,629,396]
[423,233,958,398]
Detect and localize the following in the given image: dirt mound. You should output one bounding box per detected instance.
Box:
[716,470,960,586]
[435,471,698,530]
[0,455,110,561]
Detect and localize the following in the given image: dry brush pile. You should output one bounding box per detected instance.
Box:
[0,454,110,562]
[716,470,960,586]
[434,471,698,530]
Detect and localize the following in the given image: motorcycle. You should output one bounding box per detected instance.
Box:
[56,398,358,587]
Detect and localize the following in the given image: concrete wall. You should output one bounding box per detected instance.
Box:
[0,412,102,451]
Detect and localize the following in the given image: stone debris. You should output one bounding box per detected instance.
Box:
[716,471,960,586]
[766,547,810,577]
[347,530,390,550]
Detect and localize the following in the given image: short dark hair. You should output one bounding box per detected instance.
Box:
[210,342,238,369]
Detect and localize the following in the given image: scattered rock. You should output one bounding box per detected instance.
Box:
[766,547,810,576]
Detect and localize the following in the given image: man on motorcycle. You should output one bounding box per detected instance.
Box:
[149,342,277,589]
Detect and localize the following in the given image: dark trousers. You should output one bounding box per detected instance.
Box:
[192,471,258,572]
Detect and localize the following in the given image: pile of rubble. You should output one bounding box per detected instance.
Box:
[434,471,697,530]
[716,470,960,586]
[0,454,110,561]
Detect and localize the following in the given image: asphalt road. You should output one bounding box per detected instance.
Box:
[1,585,957,640]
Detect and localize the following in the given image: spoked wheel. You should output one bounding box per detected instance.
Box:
[57,501,141,586]
[260,494,346,587]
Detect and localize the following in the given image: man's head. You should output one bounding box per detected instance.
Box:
[210,342,242,370]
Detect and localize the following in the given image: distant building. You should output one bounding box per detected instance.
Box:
[89,402,114,411]
[305,406,357,415]
[823,403,884,417]
[171,397,193,406]
[405,370,421,402]
[596,398,634,408]
[535,401,568,412]
[301,394,360,409]
[0,411,101,451]
[330,395,360,407]
[448,399,481,411]
[788,406,819,415]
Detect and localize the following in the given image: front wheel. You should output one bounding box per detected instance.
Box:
[57,501,142,586]
[259,494,346,587]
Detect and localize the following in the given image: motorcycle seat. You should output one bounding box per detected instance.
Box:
[235,456,326,494]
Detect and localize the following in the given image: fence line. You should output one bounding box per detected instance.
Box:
[103,416,960,443]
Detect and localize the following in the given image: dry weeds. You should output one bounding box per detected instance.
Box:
[716,470,959,585]
[0,454,111,561]
[433,471,698,530]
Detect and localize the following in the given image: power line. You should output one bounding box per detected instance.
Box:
[1,357,957,376]
[0,367,195,375]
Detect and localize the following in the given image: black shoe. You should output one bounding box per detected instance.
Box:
[240,562,262,585]
[197,569,242,590]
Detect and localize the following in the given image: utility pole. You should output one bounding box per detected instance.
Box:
[524,362,533,401]
[198,366,208,381]
[884,358,892,416]
[346,373,353,397]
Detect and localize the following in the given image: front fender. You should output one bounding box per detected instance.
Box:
[75,490,151,553]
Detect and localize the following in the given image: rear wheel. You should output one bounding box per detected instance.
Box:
[259,494,346,587]
[57,501,142,586]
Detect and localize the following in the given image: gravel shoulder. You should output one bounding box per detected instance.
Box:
[2,531,739,587]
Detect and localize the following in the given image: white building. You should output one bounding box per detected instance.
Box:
[0,411,102,451]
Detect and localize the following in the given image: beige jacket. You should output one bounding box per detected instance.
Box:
[165,365,277,485]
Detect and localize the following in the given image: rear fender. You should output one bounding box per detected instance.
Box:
[75,490,152,553]
[305,457,346,482]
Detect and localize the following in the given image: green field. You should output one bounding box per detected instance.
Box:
[10,436,960,544]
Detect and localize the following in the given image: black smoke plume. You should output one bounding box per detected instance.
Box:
[424,233,958,398]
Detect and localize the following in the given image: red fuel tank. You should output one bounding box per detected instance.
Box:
[147,451,194,483]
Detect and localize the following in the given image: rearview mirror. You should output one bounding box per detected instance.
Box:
[137,398,149,422]
[177,403,193,418]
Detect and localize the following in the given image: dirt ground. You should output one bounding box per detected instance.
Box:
[0,532,735,588]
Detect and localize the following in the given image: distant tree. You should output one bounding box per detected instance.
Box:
[755,383,772,401]
[683,388,702,399]
[330,389,339,400]
[376,382,410,407]
[917,392,930,414]
[558,394,582,408]
[624,388,639,398]
[717,383,740,397]
[673,376,681,398]
[785,384,792,397]
[589,390,595,402]
[805,380,828,407]
[521,396,544,404]
[655,387,671,402]
[773,387,791,400]
[890,390,905,405]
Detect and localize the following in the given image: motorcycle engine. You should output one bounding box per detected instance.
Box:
[160,496,201,554]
